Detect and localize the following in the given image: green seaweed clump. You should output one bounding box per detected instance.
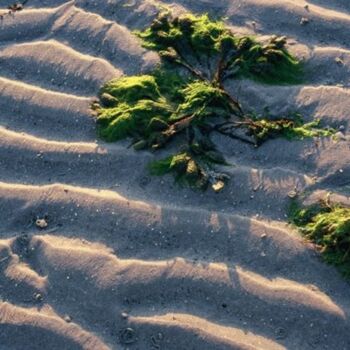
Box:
[137,13,302,85]
[290,199,350,277]
[97,75,173,143]
[149,142,228,190]
[95,12,334,191]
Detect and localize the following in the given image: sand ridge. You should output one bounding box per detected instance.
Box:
[0,0,349,349]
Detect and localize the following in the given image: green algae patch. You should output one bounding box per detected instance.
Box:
[97,75,174,142]
[290,200,350,277]
[95,12,334,191]
[136,13,303,85]
[100,76,162,104]
[149,144,228,190]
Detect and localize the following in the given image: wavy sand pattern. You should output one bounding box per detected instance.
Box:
[0,1,350,349]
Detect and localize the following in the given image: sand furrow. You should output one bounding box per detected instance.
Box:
[0,40,121,95]
[50,4,157,74]
[0,126,100,153]
[306,46,350,85]
[0,6,60,43]
[28,0,161,29]
[307,1,350,13]
[226,81,350,123]
[0,302,110,350]
[29,234,345,316]
[0,76,94,140]
[128,313,286,350]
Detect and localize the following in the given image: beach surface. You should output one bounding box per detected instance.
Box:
[0,0,350,349]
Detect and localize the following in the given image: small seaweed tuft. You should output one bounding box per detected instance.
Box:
[247,114,335,145]
[290,199,350,277]
[95,12,334,191]
[149,148,228,192]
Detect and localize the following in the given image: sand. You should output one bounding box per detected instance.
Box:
[0,0,349,349]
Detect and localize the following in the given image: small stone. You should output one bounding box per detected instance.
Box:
[33,292,43,302]
[212,181,225,193]
[288,190,298,199]
[121,312,128,319]
[64,315,72,323]
[260,233,267,239]
[335,57,344,65]
[339,125,345,131]
[300,17,310,25]
[335,132,346,141]
[35,219,48,229]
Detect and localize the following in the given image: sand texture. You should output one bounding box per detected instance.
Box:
[0,0,350,349]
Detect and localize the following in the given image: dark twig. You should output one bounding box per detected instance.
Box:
[212,54,226,87]
[214,127,256,145]
[174,51,208,81]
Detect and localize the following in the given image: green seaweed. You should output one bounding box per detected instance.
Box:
[137,14,226,54]
[247,115,334,145]
[97,75,174,142]
[149,152,208,189]
[95,12,334,191]
[231,36,303,84]
[173,80,235,121]
[290,199,350,277]
[136,13,303,85]
[149,147,228,191]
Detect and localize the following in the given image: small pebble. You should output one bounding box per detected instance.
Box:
[300,17,310,25]
[212,181,225,193]
[288,190,298,199]
[36,219,48,229]
[335,132,346,141]
[335,57,344,65]
[33,292,43,302]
